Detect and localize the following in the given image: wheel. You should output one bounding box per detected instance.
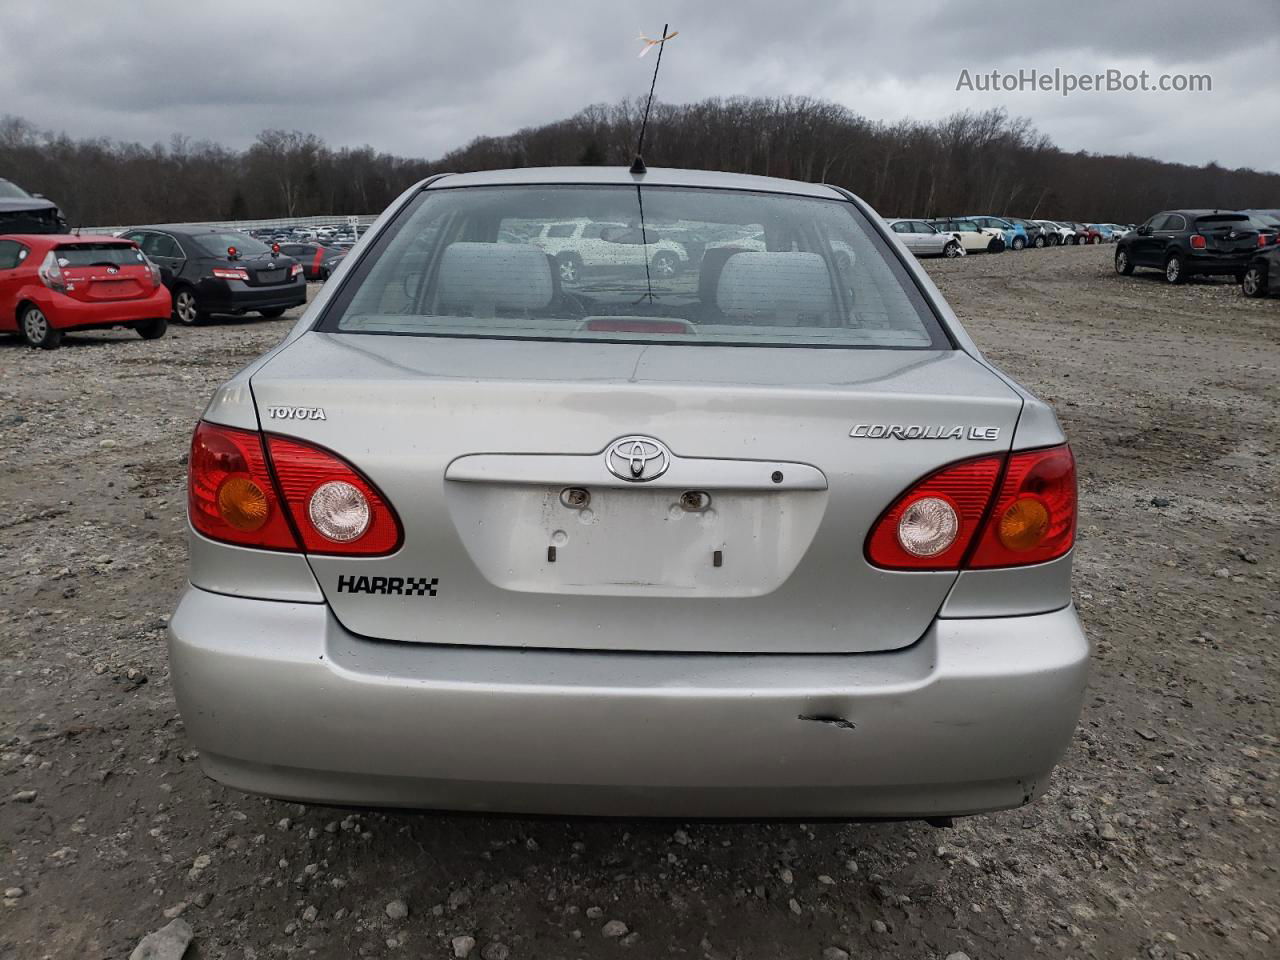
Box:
[1033,235,1047,248]
[172,288,203,325]
[1241,264,1267,298]
[258,307,287,318]
[942,240,961,258]
[1165,253,1186,284]
[1114,248,1134,275]
[1073,235,1084,245]
[556,253,582,284]
[650,250,680,278]
[1011,235,1026,250]
[1089,235,1099,245]
[135,317,168,340]
[20,304,62,349]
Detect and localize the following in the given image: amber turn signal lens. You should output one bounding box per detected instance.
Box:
[997,496,1050,551]
[216,476,270,531]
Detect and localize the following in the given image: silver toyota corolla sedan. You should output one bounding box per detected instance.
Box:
[169,167,1088,819]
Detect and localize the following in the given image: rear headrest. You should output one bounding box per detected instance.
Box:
[438,242,553,312]
[715,252,835,324]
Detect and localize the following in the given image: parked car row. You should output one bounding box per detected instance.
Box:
[1114,208,1279,296]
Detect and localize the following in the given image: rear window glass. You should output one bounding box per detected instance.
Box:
[1195,215,1250,228]
[192,232,270,257]
[54,243,145,267]
[0,180,32,199]
[322,185,948,350]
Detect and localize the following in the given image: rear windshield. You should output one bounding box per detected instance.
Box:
[1195,214,1251,229]
[55,243,146,267]
[0,180,31,199]
[192,232,270,257]
[321,185,948,349]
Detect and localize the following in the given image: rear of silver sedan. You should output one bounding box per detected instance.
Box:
[168,167,1088,819]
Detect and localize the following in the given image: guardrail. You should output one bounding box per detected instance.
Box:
[84,214,380,235]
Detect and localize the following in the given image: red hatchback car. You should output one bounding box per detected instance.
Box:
[0,234,172,349]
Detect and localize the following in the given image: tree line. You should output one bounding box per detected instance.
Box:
[2,97,1275,228]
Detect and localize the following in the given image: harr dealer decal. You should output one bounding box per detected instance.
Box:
[337,575,438,597]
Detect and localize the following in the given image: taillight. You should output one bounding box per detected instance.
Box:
[37,251,67,292]
[865,445,1076,571]
[266,436,402,555]
[968,446,1076,568]
[289,262,303,278]
[188,423,299,550]
[865,455,1004,570]
[1259,234,1271,247]
[212,267,250,281]
[145,259,162,286]
[1190,234,1207,250]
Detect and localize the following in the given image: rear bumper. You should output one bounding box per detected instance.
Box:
[1185,253,1253,275]
[34,286,171,330]
[195,276,307,312]
[169,588,1089,818]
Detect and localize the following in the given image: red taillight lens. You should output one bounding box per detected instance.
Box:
[865,445,1077,571]
[212,267,250,281]
[1190,234,1207,250]
[289,262,303,278]
[266,436,402,555]
[865,455,1004,570]
[968,445,1076,568]
[1259,234,1271,247]
[188,423,299,550]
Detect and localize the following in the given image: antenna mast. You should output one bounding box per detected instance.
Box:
[631,24,674,175]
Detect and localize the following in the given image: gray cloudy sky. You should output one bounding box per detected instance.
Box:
[2,0,1277,172]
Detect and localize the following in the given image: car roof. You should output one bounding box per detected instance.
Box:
[127,225,257,235]
[1162,209,1249,216]
[426,166,848,200]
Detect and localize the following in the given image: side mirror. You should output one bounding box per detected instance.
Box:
[1136,225,1151,236]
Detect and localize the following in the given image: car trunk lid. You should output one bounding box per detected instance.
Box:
[55,243,154,302]
[250,334,1023,654]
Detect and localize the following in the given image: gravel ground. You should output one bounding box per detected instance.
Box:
[1,245,1277,959]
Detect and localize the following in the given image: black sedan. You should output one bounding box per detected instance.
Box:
[1115,210,1260,284]
[277,241,347,281]
[119,226,308,324]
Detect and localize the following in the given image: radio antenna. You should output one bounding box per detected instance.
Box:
[631,25,677,175]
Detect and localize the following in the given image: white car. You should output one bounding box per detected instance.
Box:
[529,219,689,284]
[927,218,1005,254]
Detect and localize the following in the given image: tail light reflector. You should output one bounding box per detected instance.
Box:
[968,446,1076,568]
[266,436,402,555]
[865,445,1076,571]
[188,423,299,550]
[865,455,1004,570]
[1190,234,1207,250]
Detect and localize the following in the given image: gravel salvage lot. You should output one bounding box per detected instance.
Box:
[1,245,1277,959]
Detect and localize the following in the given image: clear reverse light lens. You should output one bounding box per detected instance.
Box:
[307,480,370,542]
[897,496,959,557]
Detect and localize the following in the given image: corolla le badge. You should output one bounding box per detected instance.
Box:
[605,436,671,482]
[850,424,1000,441]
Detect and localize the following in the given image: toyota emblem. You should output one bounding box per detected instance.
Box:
[605,436,671,482]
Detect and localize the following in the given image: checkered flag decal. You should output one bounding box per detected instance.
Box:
[405,577,438,597]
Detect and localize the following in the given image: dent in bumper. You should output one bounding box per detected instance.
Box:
[168,588,1089,817]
